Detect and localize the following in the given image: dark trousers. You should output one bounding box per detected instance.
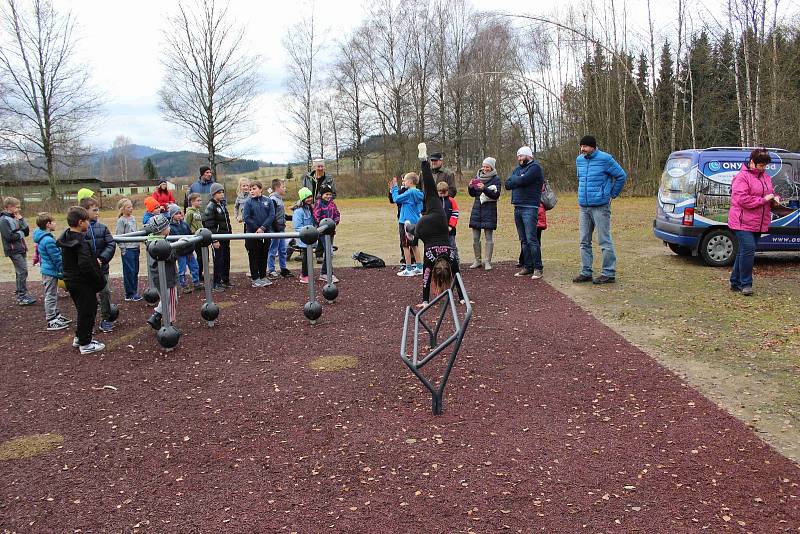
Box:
[195,243,205,281]
[212,241,231,285]
[66,281,98,346]
[120,247,140,298]
[520,229,544,265]
[320,235,334,275]
[300,248,309,277]
[246,238,269,279]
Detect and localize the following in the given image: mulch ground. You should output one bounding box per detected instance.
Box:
[1,263,798,533]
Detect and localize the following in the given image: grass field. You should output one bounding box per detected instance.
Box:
[4,194,800,460]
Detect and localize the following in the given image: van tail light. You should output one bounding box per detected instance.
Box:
[682,208,694,226]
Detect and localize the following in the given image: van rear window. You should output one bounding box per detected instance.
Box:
[659,157,695,199]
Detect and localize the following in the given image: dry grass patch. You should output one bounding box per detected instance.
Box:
[308,355,359,371]
[0,433,64,460]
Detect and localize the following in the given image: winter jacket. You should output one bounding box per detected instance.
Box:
[312,198,340,226]
[468,174,501,230]
[86,220,116,275]
[115,216,140,250]
[292,203,316,248]
[301,171,337,199]
[146,235,178,290]
[242,195,276,233]
[537,204,547,229]
[432,166,457,197]
[234,192,249,221]
[202,199,231,235]
[504,160,544,207]
[0,211,29,256]
[269,193,287,232]
[728,165,775,233]
[440,196,459,236]
[184,177,217,210]
[184,206,204,233]
[169,219,192,237]
[33,229,62,278]
[576,148,627,207]
[57,229,104,292]
[152,188,175,208]
[390,186,424,224]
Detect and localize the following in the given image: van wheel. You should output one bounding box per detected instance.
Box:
[667,243,692,256]
[699,229,737,267]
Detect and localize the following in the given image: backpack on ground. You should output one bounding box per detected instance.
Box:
[352,251,385,268]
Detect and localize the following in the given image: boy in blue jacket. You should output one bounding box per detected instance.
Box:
[169,208,201,293]
[390,172,424,276]
[242,180,275,287]
[34,213,71,330]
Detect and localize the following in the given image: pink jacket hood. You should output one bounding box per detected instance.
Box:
[728,165,774,232]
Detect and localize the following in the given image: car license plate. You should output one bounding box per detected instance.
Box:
[663,203,675,213]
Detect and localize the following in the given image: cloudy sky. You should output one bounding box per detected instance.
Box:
[60,0,662,163]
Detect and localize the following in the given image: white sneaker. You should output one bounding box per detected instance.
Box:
[251,279,261,287]
[397,269,415,277]
[412,266,423,276]
[261,277,273,286]
[469,261,483,269]
[531,269,543,280]
[79,340,105,355]
[72,336,80,348]
[56,314,72,323]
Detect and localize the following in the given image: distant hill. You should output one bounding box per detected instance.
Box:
[90,144,162,163]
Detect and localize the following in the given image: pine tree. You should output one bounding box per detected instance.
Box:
[143,158,158,181]
[285,165,294,181]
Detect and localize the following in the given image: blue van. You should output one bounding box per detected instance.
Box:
[653,147,800,266]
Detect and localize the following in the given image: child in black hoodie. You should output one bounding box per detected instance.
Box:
[57,206,106,355]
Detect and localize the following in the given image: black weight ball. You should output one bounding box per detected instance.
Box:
[200,302,220,322]
[143,286,160,304]
[299,225,319,245]
[303,301,323,322]
[149,238,172,261]
[157,325,181,349]
[322,283,338,302]
[107,303,120,322]
[318,217,335,235]
[196,227,213,247]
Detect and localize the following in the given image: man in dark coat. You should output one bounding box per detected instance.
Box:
[430,152,457,198]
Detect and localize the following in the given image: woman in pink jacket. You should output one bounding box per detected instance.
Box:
[728,148,781,296]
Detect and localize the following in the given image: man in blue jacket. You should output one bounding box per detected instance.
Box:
[505,146,544,278]
[573,135,627,284]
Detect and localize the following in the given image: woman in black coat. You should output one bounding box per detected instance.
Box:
[468,157,501,270]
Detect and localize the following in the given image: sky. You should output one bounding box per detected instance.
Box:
[59,0,664,164]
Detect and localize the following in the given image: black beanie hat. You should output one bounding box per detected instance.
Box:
[580,135,597,148]
[199,165,211,176]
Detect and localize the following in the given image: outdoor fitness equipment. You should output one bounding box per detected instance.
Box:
[400,273,472,415]
[113,220,338,349]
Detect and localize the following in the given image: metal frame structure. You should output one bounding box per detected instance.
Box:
[112,219,337,350]
[399,273,472,415]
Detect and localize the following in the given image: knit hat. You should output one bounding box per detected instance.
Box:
[210,183,224,195]
[482,157,496,170]
[199,166,211,176]
[76,188,95,201]
[312,158,325,166]
[166,204,181,219]
[517,146,534,158]
[298,187,313,201]
[579,135,597,148]
[144,196,159,213]
[146,214,169,234]
[319,184,333,196]
[158,177,167,184]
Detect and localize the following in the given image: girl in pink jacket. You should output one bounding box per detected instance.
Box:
[728,148,781,296]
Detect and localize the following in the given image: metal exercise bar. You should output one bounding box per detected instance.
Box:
[399,273,472,415]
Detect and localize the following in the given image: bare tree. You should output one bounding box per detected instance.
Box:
[159,0,261,178]
[332,34,369,176]
[0,0,101,198]
[284,13,321,167]
[112,135,132,179]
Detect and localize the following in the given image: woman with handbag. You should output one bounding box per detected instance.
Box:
[467,157,501,270]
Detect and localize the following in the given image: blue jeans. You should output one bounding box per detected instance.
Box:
[120,247,140,298]
[513,206,542,270]
[579,204,616,277]
[178,253,200,286]
[267,238,288,272]
[730,231,759,289]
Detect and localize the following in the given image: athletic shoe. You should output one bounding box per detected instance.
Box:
[412,266,423,276]
[56,314,72,323]
[79,340,105,355]
[268,271,279,279]
[213,284,225,292]
[514,268,534,277]
[98,320,114,333]
[261,278,273,286]
[280,269,294,278]
[125,293,143,302]
[592,275,615,285]
[469,261,483,269]
[299,275,309,284]
[397,269,415,277]
[17,295,37,306]
[531,269,543,280]
[730,285,741,292]
[741,286,753,296]
[397,264,408,272]
[47,318,69,331]
[484,262,492,271]
[72,336,79,348]
[252,279,262,288]
[572,274,593,283]
[222,281,234,288]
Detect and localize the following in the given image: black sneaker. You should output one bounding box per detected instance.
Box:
[213,284,225,292]
[592,275,616,284]
[572,274,593,283]
[222,281,234,288]
[147,311,162,330]
[280,268,294,278]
